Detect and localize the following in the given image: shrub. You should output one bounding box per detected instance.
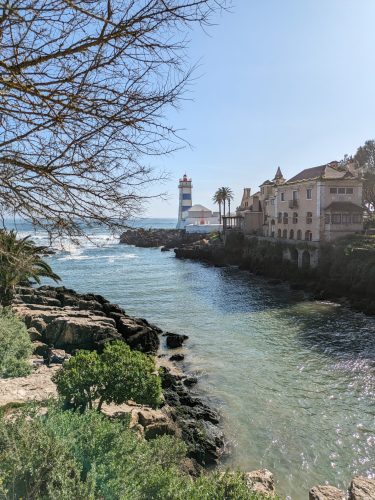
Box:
[0,404,263,500]
[0,311,32,378]
[53,341,162,411]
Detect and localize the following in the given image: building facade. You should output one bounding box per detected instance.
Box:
[235,161,363,242]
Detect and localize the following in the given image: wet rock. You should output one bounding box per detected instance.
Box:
[170,354,185,362]
[165,333,189,349]
[245,469,275,496]
[349,476,375,500]
[183,376,198,387]
[309,485,346,500]
[161,246,170,252]
[126,328,160,354]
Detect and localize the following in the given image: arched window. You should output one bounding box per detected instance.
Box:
[283,212,288,224]
[297,229,302,240]
[293,212,298,224]
[289,229,294,239]
[305,230,312,241]
[282,229,287,239]
[278,212,282,223]
[277,229,282,238]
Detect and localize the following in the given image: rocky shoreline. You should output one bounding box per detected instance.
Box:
[9,285,224,469]
[119,228,205,249]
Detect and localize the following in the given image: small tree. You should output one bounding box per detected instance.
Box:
[53,341,162,412]
[0,310,33,378]
[0,230,60,306]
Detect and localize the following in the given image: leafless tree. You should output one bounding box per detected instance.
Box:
[0,0,226,239]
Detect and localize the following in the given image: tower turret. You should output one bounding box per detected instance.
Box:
[177,174,193,228]
[273,166,285,185]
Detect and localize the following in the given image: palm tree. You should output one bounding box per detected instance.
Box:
[217,187,234,218]
[212,189,224,223]
[0,230,60,306]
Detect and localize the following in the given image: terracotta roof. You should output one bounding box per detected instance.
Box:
[325,202,363,212]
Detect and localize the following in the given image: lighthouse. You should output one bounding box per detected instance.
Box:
[177,174,193,229]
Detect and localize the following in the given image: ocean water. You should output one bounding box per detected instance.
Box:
[10,218,375,498]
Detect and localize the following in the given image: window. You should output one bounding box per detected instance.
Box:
[297,229,302,240]
[352,214,362,223]
[305,230,312,241]
[277,229,282,238]
[306,188,312,200]
[293,190,298,201]
[278,212,282,223]
[306,212,312,224]
[289,229,294,239]
[271,198,275,205]
[245,202,248,207]
[330,187,337,194]
[342,214,351,224]
[271,219,275,225]
[346,187,353,194]
[325,214,330,224]
[282,229,287,239]
[182,193,191,200]
[261,187,265,195]
[283,212,288,224]
[331,214,341,224]
[293,212,298,224]
[281,192,285,201]
[338,187,345,194]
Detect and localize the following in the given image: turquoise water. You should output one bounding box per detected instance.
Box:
[16,219,375,498]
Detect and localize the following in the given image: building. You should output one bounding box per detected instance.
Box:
[233,161,363,242]
[177,175,221,232]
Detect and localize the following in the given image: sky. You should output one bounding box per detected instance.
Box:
[144,0,375,218]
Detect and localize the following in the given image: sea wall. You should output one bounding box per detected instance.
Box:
[175,233,375,315]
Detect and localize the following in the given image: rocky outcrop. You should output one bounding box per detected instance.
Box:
[349,476,375,500]
[245,469,275,496]
[165,332,189,349]
[120,228,204,249]
[13,286,160,355]
[309,485,346,500]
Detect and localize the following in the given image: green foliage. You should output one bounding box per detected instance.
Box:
[0,230,60,306]
[0,404,263,500]
[0,311,32,378]
[53,341,162,411]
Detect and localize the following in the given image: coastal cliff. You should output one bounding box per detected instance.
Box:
[119,228,204,249]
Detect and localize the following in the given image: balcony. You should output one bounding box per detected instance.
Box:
[289,199,298,209]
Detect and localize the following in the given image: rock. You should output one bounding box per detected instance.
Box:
[30,318,47,334]
[309,485,346,500]
[28,327,42,341]
[47,348,71,365]
[245,469,275,496]
[32,341,49,358]
[161,246,170,252]
[144,422,177,439]
[165,333,189,349]
[183,376,198,387]
[267,278,282,285]
[126,328,160,354]
[170,354,185,362]
[349,476,375,500]
[137,408,167,427]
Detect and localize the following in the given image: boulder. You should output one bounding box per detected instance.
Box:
[170,354,185,362]
[32,341,49,358]
[28,327,42,341]
[349,476,375,500]
[126,329,160,354]
[245,469,275,496]
[165,333,189,349]
[47,348,71,365]
[183,376,198,387]
[309,485,346,500]
[144,422,177,440]
[137,408,168,427]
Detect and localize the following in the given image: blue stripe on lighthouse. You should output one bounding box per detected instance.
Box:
[182,193,191,200]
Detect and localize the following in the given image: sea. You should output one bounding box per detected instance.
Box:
[7,217,375,499]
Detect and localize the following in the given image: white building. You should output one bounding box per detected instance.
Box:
[176,175,221,233]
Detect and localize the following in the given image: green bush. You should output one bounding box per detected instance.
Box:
[0,404,263,500]
[53,341,162,411]
[0,311,32,378]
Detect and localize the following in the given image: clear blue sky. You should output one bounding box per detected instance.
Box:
[145,0,375,218]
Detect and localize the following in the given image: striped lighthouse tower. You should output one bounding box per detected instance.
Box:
[177,174,192,229]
